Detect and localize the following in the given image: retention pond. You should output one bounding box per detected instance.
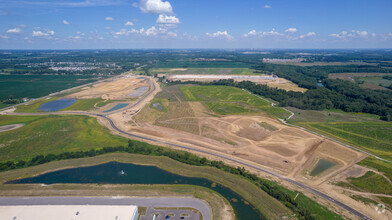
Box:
[7,162,264,220]
[103,103,128,113]
[38,99,76,112]
[310,159,336,176]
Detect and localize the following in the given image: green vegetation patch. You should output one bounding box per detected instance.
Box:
[0,115,127,161]
[342,171,392,195]
[180,85,289,118]
[61,98,105,111]
[296,122,392,158]
[358,158,392,182]
[0,75,100,101]
[154,61,251,68]
[151,68,257,75]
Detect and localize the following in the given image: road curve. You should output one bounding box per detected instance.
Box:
[0,197,211,220]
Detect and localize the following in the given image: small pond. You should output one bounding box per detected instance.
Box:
[128,87,148,97]
[310,159,336,176]
[7,162,265,220]
[317,83,324,87]
[38,99,76,112]
[103,103,128,113]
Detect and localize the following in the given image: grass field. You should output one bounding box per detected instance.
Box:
[61,98,107,111]
[151,68,257,75]
[338,171,392,195]
[295,121,392,159]
[0,75,101,101]
[180,85,289,118]
[0,115,128,161]
[154,61,251,68]
[358,158,392,182]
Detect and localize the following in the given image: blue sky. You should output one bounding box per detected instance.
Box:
[0,0,391,49]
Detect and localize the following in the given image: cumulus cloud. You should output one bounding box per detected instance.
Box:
[6,28,21,34]
[243,29,283,38]
[243,30,257,37]
[105,16,114,21]
[261,29,282,36]
[329,30,369,39]
[206,30,233,40]
[263,5,271,9]
[139,0,173,14]
[120,26,177,38]
[156,14,179,24]
[299,32,316,39]
[63,20,70,25]
[32,29,55,38]
[125,21,134,26]
[285,28,297,33]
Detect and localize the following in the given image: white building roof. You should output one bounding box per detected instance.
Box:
[0,205,138,220]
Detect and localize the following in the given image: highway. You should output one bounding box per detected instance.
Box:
[0,197,211,220]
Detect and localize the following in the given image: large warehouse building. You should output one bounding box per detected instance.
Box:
[0,205,138,220]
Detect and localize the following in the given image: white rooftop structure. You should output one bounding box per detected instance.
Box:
[0,205,138,220]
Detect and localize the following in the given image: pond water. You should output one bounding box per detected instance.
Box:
[7,162,264,220]
[103,103,128,113]
[128,87,148,97]
[310,159,336,176]
[38,99,76,112]
[317,83,324,87]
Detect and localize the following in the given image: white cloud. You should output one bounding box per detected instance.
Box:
[299,32,316,39]
[32,30,55,38]
[243,30,257,37]
[139,0,173,14]
[285,28,297,33]
[129,26,177,38]
[125,21,134,26]
[115,29,129,36]
[329,30,369,39]
[0,35,9,39]
[6,28,21,34]
[263,5,271,9]
[206,30,233,40]
[105,16,114,21]
[261,29,282,36]
[371,33,376,37]
[63,20,70,25]
[156,14,180,24]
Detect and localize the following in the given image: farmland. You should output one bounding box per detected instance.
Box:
[154,60,251,68]
[0,115,128,161]
[0,75,101,101]
[295,121,392,159]
[151,68,257,75]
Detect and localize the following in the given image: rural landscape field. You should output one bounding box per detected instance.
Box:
[1,0,392,219]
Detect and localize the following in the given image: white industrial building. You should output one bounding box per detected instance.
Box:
[0,205,138,220]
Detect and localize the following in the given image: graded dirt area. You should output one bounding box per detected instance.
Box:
[128,100,364,177]
[65,75,150,100]
[165,74,307,92]
[0,123,24,132]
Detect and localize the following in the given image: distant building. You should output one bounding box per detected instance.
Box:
[0,205,138,220]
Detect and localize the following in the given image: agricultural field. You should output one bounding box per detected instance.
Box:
[0,115,128,161]
[0,75,101,101]
[151,68,257,75]
[338,171,392,195]
[180,85,289,117]
[295,121,392,159]
[154,60,251,68]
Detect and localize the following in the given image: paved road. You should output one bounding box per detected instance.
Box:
[0,197,211,220]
